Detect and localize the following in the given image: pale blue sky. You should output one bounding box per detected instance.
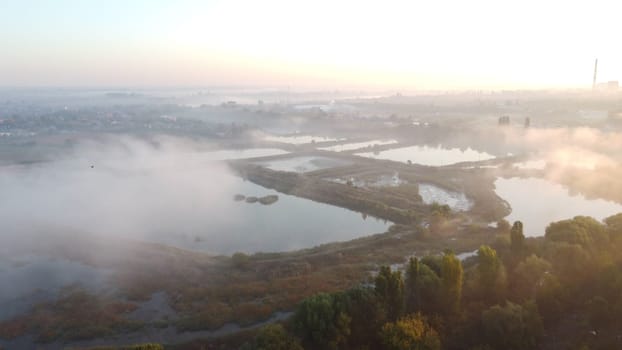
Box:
[1,0,621,89]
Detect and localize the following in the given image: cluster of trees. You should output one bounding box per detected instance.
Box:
[243,213,622,349]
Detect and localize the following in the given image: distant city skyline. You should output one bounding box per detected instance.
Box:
[2,0,621,90]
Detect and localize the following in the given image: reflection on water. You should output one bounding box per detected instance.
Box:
[495,177,622,236]
[256,156,350,173]
[264,135,346,145]
[318,140,398,152]
[1,156,387,256]
[418,184,473,211]
[180,173,388,253]
[515,159,546,170]
[356,145,495,166]
[199,148,288,160]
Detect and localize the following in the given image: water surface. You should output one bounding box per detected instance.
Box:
[418,184,473,211]
[319,140,398,152]
[356,145,495,166]
[256,156,350,173]
[494,177,622,236]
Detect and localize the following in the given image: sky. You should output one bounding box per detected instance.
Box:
[1,0,621,90]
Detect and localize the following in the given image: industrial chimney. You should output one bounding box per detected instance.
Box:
[593,58,598,89]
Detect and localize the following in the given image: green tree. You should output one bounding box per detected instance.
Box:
[250,324,303,350]
[545,216,607,247]
[440,252,463,315]
[546,242,590,283]
[380,313,441,350]
[604,213,622,235]
[496,219,511,234]
[477,245,506,301]
[513,255,552,299]
[293,293,351,350]
[375,266,405,321]
[510,221,525,253]
[342,287,386,349]
[481,301,543,350]
[405,257,421,313]
[231,252,250,269]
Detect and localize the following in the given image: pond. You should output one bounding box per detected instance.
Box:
[418,184,473,212]
[0,151,388,256]
[355,145,495,166]
[263,134,346,145]
[198,148,288,160]
[256,156,351,173]
[318,139,398,152]
[494,177,622,236]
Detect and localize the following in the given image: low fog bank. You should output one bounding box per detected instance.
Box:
[499,126,622,204]
[0,136,244,248]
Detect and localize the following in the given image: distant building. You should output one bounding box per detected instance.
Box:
[524,117,531,128]
[498,116,510,126]
[595,81,619,91]
[609,110,622,121]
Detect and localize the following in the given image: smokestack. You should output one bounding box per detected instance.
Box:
[593,58,598,89]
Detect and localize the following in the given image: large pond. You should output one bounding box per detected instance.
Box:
[264,134,346,145]
[318,140,398,152]
[0,148,388,255]
[256,156,350,173]
[355,145,495,166]
[418,184,473,212]
[494,177,622,236]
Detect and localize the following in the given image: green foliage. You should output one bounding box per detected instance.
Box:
[481,301,543,350]
[604,213,622,234]
[477,245,506,301]
[121,345,164,350]
[440,252,463,315]
[510,221,525,253]
[380,313,441,350]
[420,255,442,276]
[545,216,607,247]
[293,293,351,350]
[375,266,405,321]
[404,257,446,316]
[513,254,552,299]
[341,287,386,349]
[250,324,303,350]
[232,252,251,268]
[545,242,591,283]
[496,219,511,234]
[405,257,421,313]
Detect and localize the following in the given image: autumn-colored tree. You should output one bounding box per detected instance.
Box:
[250,324,303,350]
[477,245,506,301]
[381,313,441,350]
[440,251,463,315]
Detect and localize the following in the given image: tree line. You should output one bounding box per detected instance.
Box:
[242,213,622,350]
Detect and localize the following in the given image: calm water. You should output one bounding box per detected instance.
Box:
[418,184,473,211]
[198,148,288,160]
[264,134,346,145]
[256,156,350,173]
[182,174,389,253]
[319,140,398,152]
[495,177,622,236]
[356,145,495,166]
[0,149,387,255]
